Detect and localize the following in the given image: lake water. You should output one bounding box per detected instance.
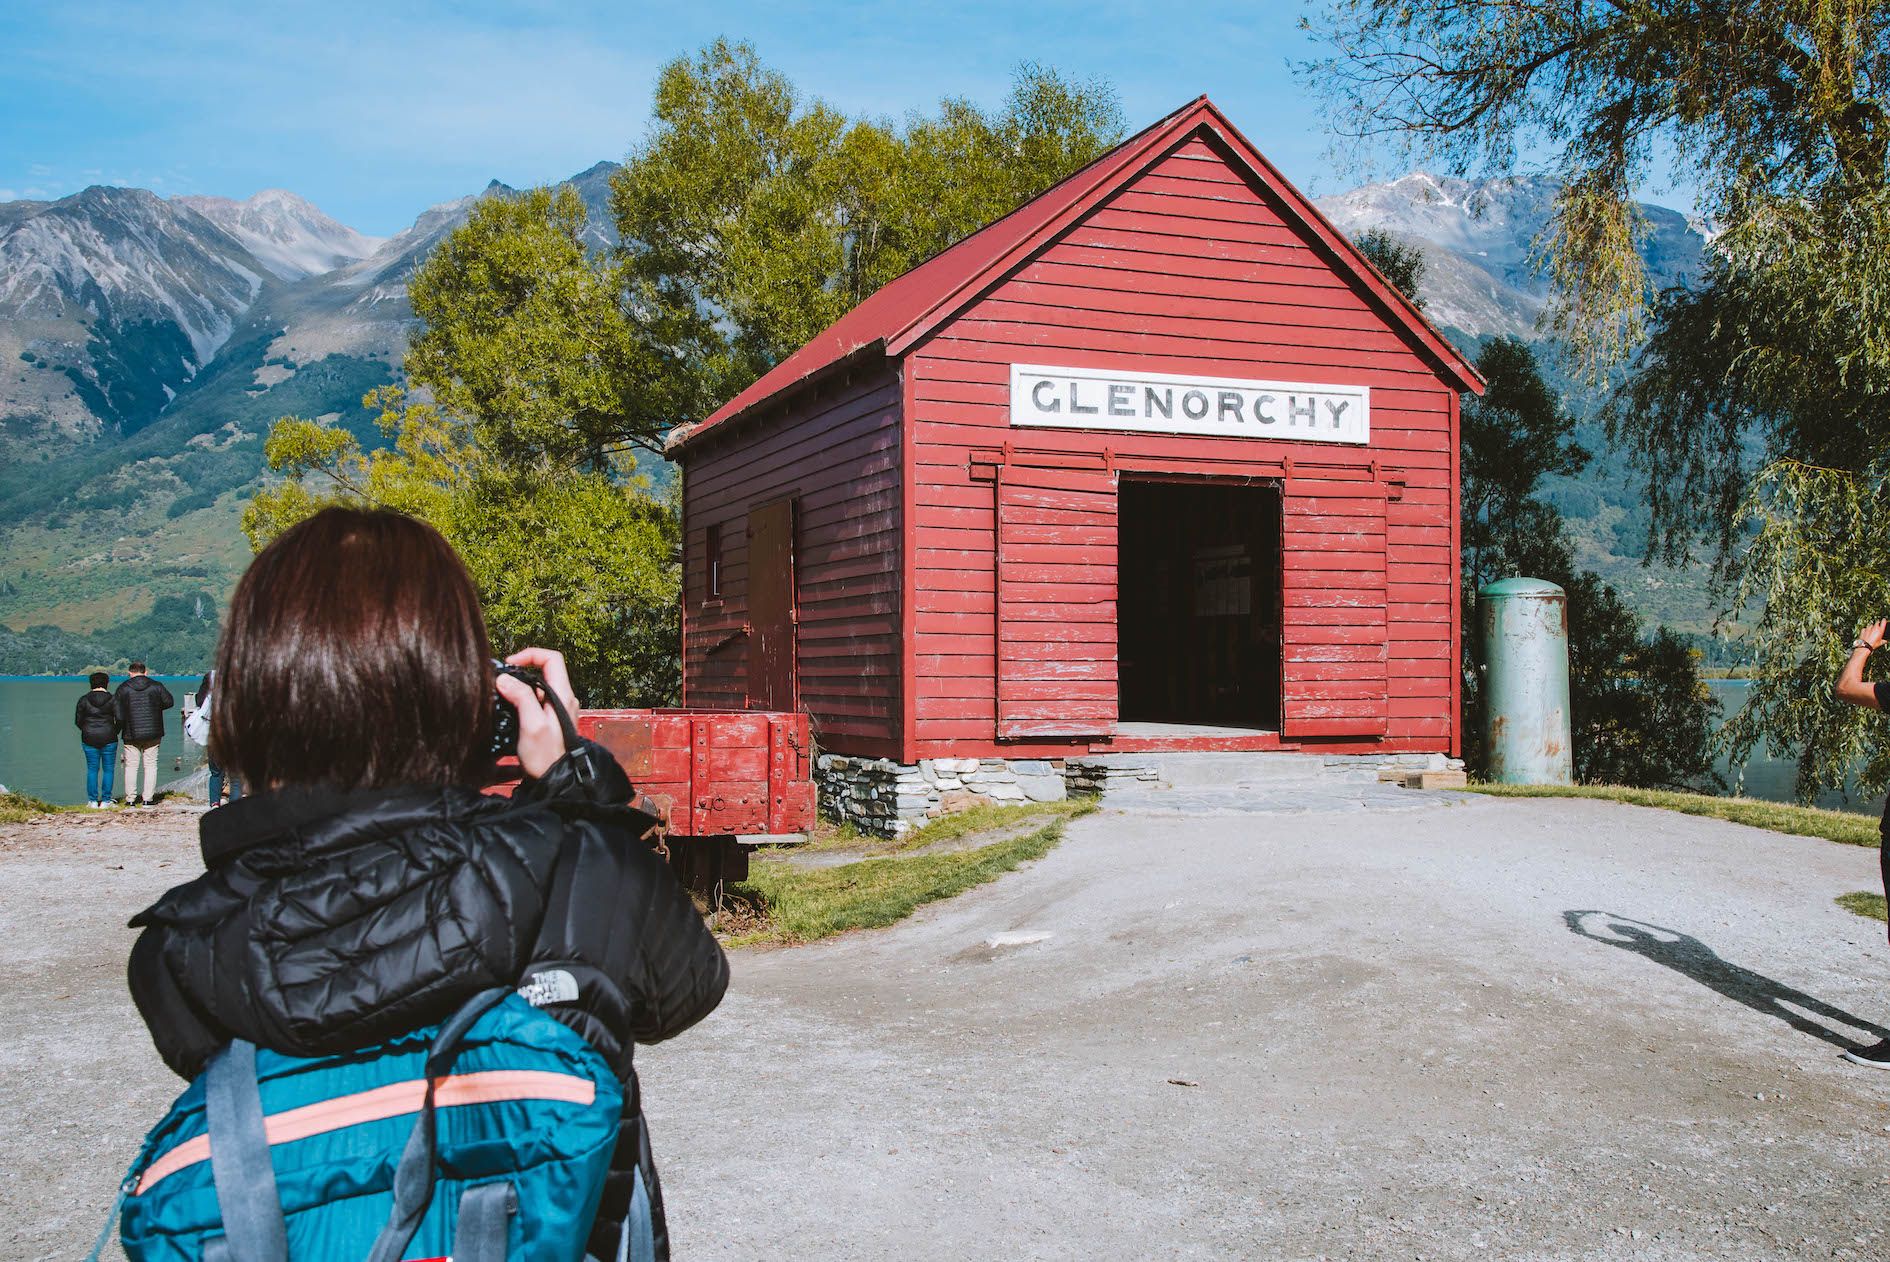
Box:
[0,675,1880,812]
[1702,678,1876,813]
[0,676,210,805]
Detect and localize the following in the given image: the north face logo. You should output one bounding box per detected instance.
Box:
[516,968,580,1007]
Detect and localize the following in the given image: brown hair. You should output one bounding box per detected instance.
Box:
[211,507,494,791]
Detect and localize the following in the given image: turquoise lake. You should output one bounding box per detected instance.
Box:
[1,676,211,805]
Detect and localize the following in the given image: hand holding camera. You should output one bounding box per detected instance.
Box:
[492,648,581,779]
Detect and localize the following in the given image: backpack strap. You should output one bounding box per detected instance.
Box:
[365,987,514,1262]
[452,1180,518,1262]
[205,1039,288,1262]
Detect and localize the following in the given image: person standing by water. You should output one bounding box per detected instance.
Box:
[114,661,173,809]
[73,671,120,808]
[1831,617,1890,1068]
[187,670,241,806]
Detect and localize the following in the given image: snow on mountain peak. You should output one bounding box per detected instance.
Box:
[1315,171,1705,340]
[173,190,382,281]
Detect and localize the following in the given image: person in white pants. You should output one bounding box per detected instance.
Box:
[123,739,161,804]
[113,662,174,807]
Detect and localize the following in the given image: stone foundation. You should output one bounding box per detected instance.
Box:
[815,754,1067,837]
[817,749,1465,836]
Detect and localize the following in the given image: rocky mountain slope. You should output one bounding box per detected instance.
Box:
[0,163,1712,672]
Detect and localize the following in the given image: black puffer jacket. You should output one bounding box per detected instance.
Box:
[114,675,173,744]
[126,741,729,1260]
[74,690,119,747]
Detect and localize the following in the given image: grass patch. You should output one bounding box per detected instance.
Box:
[1466,783,1882,849]
[1837,892,1888,923]
[0,791,81,825]
[724,801,1095,946]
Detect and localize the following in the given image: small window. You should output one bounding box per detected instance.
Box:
[706,522,723,602]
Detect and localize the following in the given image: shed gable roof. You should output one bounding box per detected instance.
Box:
[670,96,1482,454]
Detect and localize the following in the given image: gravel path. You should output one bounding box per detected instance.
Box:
[5,794,1887,1260]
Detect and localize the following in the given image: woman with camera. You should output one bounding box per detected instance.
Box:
[125,507,728,1259]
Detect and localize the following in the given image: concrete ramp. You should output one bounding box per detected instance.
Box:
[1067,750,1467,814]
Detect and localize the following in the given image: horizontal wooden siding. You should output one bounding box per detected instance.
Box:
[680,364,903,757]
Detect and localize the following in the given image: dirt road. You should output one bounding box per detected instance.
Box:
[5,795,1888,1260]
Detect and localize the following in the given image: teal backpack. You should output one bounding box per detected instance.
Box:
[93,989,631,1261]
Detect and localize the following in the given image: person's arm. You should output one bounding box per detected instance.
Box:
[156,681,174,710]
[497,647,633,807]
[628,853,730,1043]
[1834,619,1887,709]
[75,697,85,731]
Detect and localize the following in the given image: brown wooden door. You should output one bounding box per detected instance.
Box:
[996,465,1118,739]
[1279,476,1388,737]
[747,498,797,712]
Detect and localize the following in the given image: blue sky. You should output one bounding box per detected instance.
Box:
[0,1,1692,238]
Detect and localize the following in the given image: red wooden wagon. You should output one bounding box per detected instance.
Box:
[666,96,1483,789]
[494,709,816,891]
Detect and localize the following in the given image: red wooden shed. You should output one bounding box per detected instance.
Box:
[667,96,1481,807]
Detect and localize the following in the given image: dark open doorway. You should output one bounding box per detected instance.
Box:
[1118,479,1282,729]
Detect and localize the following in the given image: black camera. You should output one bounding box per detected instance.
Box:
[488,660,546,760]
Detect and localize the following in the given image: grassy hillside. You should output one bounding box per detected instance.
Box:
[0,329,398,670]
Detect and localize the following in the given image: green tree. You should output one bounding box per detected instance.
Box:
[248,389,682,707]
[1354,228,1427,308]
[611,41,1125,411]
[405,185,691,467]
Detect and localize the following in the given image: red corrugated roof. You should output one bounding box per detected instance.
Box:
[669,96,1481,454]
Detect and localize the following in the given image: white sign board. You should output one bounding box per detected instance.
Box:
[1009,363,1369,445]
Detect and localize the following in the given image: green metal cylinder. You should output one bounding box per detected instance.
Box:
[1480,577,1573,785]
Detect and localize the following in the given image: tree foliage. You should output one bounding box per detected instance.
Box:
[246,388,681,706]
[1353,228,1427,308]
[612,40,1125,411]
[1720,459,1890,798]
[406,185,689,467]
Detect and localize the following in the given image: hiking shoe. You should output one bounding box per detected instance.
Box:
[1842,1039,1890,1069]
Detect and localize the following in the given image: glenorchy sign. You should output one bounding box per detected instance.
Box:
[1009,362,1369,444]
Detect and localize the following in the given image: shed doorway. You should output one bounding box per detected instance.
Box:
[1118,479,1282,729]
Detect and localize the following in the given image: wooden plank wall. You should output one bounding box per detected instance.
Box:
[902,133,1458,759]
[995,464,1119,737]
[1280,475,1388,737]
[680,364,904,757]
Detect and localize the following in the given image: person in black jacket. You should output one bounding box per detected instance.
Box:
[126,507,729,1261]
[74,670,120,807]
[114,662,174,807]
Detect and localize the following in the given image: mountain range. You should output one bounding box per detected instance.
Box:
[0,162,1712,673]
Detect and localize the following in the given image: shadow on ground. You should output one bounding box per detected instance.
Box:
[1564,910,1889,1048]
